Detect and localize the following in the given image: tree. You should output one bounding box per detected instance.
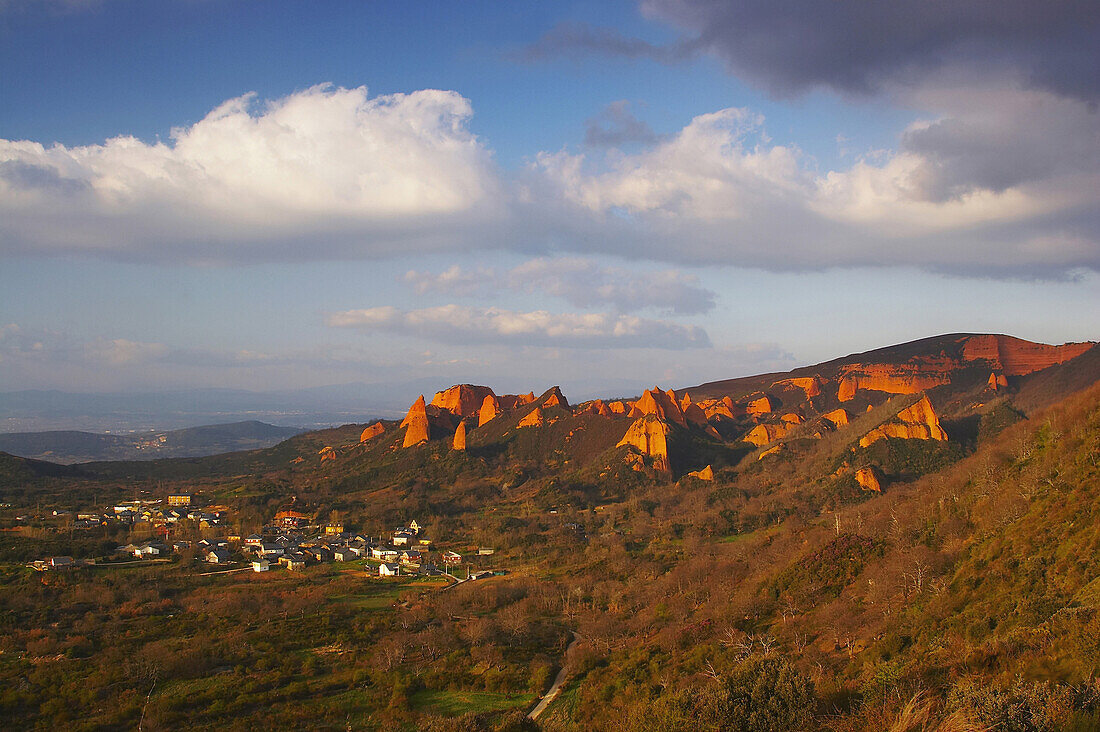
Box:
[700,655,816,732]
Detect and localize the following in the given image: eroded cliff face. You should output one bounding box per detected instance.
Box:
[743,423,792,446]
[318,446,336,461]
[987,372,1009,391]
[822,409,850,428]
[837,363,953,402]
[518,406,544,428]
[401,395,431,448]
[961,334,1094,376]
[629,388,688,427]
[746,395,774,416]
[430,385,496,419]
[858,394,947,448]
[478,395,502,427]
[773,376,823,399]
[542,386,570,409]
[686,465,714,481]
[855,466,883,492]
[359,422,385,443]
[617,416,671,474]
[452,421,467,451]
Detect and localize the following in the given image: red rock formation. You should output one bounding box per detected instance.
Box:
[452,421,467,451]
[745,395,774,416]
[701,396,739,420]
[518,406,544,428]
[837,363,952,402]
[961,334,1094,376]
[859,395,947,448]
[318,446,336,461]
[629,387,688,427]
[542,386,570,409]
[780,413,804,425]
[607,400,628,415]
[757,444,783,460]
[478,395,501,427]
[821,408,850,428]
[359,422,385,443]
[401,395,430,448]
[986,372,1009,391]
[686,465,714,481]
[773,376,823,398]
[430,384,496,418]
[855,466,883,492]
[743,423,792,446]
[617,416,671,474]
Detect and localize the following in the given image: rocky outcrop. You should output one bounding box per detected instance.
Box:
[837,363,952,402]
[359,422,385,443]
[859,395,947,448]
[700,396,738,420]
[986,372,1009,391]
[757,444,783,460]
[542,386,570,409]
[478,395,502,427]
[961,334,1094,376]
[822,408,849,428]
[743,423,792,446]
[617,416,671,474]
[780,413,804,425]
[452,421,467,451]
[578,399,613,417]
[686,465,714,481]
[629,387,688,427]
[518,406,544,428]
[746,395,774,416]
[401,395,431,448]
[318,446,336,461]
[607,401,628,415]
[431,384,496,419]
[773,376,823,399]
[855,466,883,492]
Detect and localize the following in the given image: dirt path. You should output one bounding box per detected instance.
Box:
[528,631,580,721]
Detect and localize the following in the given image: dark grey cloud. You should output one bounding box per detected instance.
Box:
[898,89,1100,201]
[514,21,696,64]
[584,101,661,148]
[641,0,1100,100]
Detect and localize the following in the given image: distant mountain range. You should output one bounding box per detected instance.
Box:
[0,420,304,464]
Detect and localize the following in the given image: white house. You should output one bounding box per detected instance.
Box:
[379,563,400,576]
[252,560,270,572]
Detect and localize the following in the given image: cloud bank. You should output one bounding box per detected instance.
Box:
[326,305,711,349]
[2,81,1098,276]
[0,84,502,262]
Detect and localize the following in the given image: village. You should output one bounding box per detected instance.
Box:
[25,492,502,580]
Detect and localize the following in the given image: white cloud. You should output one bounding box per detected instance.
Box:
[0,84,503,262]
[405,257,716,314]
[1,82,1097,277]
[326,304,711,349]
[530,93,1100,275]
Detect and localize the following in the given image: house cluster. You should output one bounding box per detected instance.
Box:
[235,518,454,576]
[27,494,229,532]
[28,556,94,571]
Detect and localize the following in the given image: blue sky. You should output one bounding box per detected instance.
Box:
[1,0,1098,401]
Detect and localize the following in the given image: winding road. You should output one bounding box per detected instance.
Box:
[527,631,580,721]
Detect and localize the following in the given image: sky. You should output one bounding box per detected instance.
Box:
[1,0,1098,404]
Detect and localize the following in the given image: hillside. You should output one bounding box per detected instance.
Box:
[0,332,1097,731]
[0,421,304,464]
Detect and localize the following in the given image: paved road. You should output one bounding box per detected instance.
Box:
[528,631,580,721]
